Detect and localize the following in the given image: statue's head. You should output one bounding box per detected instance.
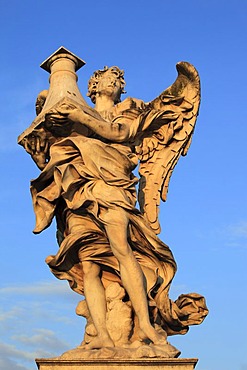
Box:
[87,66,126,104]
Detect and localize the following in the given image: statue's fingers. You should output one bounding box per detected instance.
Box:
[45,114,56,122]
[30,138,36,152]
[46,113,68,123]
[39,136,46,148]
[44,141,49,153]
[45,112,62,121]
[36,137,41,153]
[24,140,32,154]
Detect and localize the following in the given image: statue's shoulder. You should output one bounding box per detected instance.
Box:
[113,97,146,117]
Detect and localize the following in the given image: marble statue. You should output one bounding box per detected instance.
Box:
[18,47,208,359]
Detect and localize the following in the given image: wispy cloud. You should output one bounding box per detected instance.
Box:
[0,305,25,323]
[13,328,69,353]
[0,329,69,370]
[0,281,81,325]
[0,279,85,369]
[0,293,80,328]
[228,220,247,238]
[0,280,70,296]
[0,357,29,370]
[203,220,247,250]
[0,342,34,361]
[0,342,35,370]
[0,280,85,342]
[222,220,247,249]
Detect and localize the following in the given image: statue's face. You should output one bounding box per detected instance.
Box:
[97,70,122,102]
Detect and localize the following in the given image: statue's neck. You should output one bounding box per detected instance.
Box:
[95,94,115,113]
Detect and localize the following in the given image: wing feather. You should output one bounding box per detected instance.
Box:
[137,62,200,234]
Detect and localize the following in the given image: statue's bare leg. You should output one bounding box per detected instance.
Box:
[102,208,167,345]
[66,213,113,348]
[81,261,114,349]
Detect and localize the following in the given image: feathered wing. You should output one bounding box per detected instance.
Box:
[137,62,200,234]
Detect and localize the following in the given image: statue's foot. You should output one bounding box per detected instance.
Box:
[85,335,114,350]
[139,327,180,357]
[139,324,167,345]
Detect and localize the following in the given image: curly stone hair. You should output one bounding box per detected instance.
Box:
[87,66,126,104]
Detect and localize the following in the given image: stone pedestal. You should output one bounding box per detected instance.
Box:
[36,358,198,370]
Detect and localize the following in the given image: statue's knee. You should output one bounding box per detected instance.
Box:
[101,208,128,226]
[82,261,100,277]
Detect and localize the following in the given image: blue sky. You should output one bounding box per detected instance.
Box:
[1,1,247,369]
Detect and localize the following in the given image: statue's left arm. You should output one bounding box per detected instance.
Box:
[45,105,132,143]
[68,109,131,142]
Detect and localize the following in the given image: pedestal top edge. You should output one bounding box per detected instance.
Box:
[35,358,198,364]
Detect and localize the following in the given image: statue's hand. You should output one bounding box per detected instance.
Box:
[45,103,104,136]
[46,103,78,121]
[45,112,69,127]
[45,103,80,134]
[24,130,49,170]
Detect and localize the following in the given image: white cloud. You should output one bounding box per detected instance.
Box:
[0,322,78,370]
[0,281,85,352]
[0,280,71,296]
[0,330,69,370]
[0,357,29,370]
[0,279,86,370]
[0,305,25,322]
[206,220,247,250]
[0,281,81,326]
[0,342,34,361]
[228,220,247,238]
[13,328,69,351]
[0,299,78,329]
[222,220,247,249]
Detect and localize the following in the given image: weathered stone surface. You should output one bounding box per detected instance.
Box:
[19,47,208,360]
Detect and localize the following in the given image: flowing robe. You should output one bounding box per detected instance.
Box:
[30,97,208,335]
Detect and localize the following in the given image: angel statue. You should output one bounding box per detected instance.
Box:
[21,54,208,359]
